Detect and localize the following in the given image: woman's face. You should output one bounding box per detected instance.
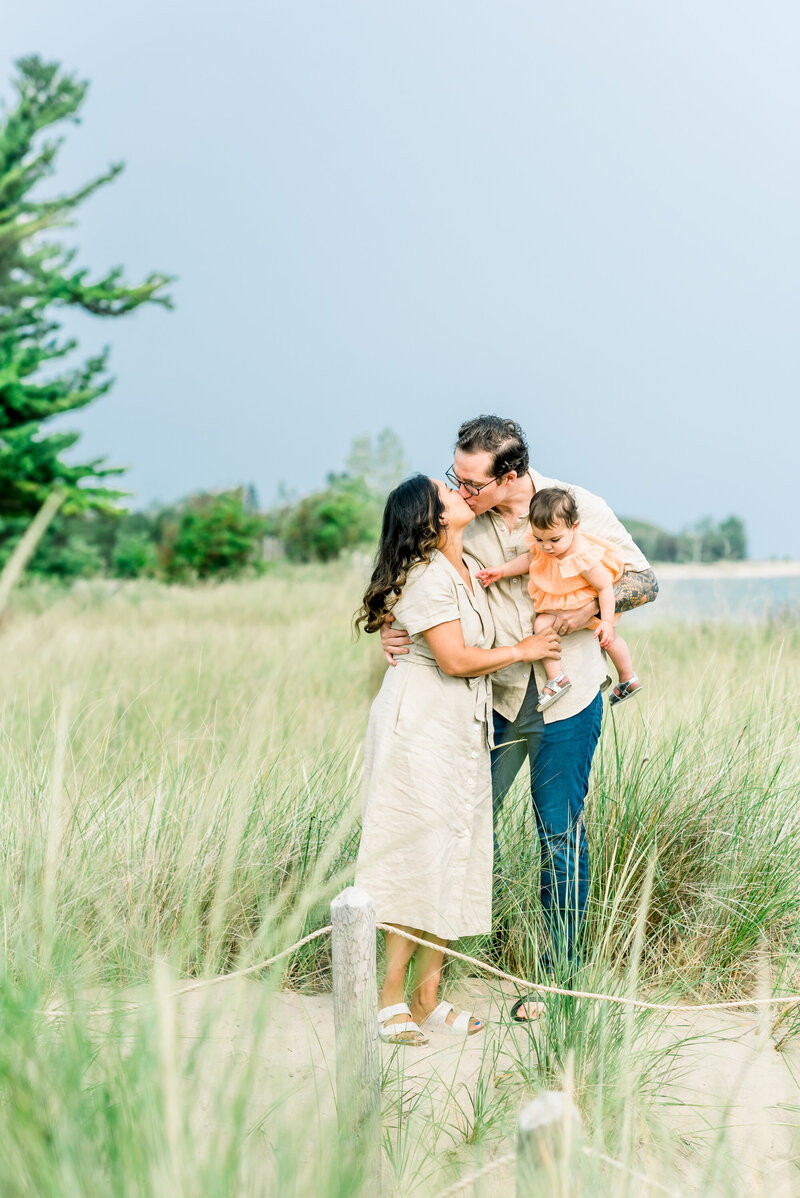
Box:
[434,478,474,530]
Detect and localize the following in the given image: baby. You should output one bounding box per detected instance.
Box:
[476,487,642,712]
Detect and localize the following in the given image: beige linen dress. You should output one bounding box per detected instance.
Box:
[355,549,495,941]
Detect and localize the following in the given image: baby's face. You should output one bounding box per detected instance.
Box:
[530,520,577,557]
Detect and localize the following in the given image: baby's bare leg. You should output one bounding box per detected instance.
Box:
[606,634,636,686]
[534,612,564,684]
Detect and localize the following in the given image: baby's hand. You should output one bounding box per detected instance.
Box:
[594,620,616,649]
[476,567,504,588]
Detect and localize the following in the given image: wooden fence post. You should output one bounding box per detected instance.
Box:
[330,886,380,1188]
[516,1091,582,1195]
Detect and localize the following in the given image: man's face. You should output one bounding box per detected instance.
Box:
[451,449,507,515]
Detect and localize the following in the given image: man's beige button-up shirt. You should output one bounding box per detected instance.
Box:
[462,470,649,724]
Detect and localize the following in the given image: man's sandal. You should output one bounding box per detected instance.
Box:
[609,675,643,706]
[509,995,546,1024]
[537,672,572,712]
[420,1000,484,1037]
[377,1003,429,1046]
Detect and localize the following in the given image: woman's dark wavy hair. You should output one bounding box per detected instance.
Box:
[355,474,445,635]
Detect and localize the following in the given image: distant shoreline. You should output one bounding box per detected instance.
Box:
[652,561,800,581]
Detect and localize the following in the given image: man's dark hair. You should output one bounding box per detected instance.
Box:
[455,416,529,479]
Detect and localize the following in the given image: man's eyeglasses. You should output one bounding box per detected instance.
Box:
[445,466,498,497]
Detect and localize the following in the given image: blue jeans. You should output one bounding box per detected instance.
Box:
[491,681,603,975]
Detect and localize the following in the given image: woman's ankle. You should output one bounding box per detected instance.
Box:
[410,995,438,1022]
[380,983,406,1012]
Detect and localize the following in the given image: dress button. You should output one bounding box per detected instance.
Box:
[465,806,472,813]
[467,778,474,786]
[470,751,478,759]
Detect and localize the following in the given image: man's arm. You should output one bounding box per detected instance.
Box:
[614,567,659,613]
[552,568,659,635]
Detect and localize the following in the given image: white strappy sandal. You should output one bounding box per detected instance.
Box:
[377,1002,429,1046]
[537,672,572,711]
[609,675,643,706]
[419,1000,484,1037]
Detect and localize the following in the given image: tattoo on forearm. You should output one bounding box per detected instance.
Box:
[614,568,659,614]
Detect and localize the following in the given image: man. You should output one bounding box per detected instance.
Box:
[381,416,657,1013]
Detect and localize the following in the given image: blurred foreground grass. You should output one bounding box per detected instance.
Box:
[0,565,798,1195]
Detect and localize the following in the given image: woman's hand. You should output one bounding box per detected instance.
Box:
[476,566,504,588]
[593,619,616,649]
[380,613,412,665]
[515,628,561,662]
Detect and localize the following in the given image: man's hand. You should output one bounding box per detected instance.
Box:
[593,619,616,649]
[379,613,412,666]
[551,600,599,636]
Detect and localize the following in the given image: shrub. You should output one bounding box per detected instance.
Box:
[112,533,159,579]
[279,475,381,563]
[159,490,265,581]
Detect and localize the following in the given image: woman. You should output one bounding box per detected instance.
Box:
[354,475,559,1045]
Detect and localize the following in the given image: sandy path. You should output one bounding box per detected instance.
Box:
[657,1011,800,1196]
[110,977,800,1195]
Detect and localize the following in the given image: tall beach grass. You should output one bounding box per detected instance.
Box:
[0,566,797,1194]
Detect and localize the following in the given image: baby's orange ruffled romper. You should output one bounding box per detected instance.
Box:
[527,530,628,622]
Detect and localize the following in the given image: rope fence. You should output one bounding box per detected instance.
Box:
[376,923,800,1014]
[42,914,799,1020]
[40,926,334,1019]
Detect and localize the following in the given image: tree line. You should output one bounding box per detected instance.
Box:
[0,447,747,582]
[0,429,406,581]
[620,514,747,565]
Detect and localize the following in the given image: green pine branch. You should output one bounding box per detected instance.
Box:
[0,56,173,517]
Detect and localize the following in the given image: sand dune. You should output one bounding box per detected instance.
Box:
[108,977,800,1195]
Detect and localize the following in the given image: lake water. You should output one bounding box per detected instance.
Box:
[635,575,800,625]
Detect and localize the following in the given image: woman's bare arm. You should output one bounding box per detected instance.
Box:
[422,620,559,678]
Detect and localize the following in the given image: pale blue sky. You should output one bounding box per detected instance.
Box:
[4,2,799,556]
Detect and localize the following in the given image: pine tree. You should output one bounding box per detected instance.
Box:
[0,57,172,517]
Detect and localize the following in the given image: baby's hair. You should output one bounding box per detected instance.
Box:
[529,487,580,530]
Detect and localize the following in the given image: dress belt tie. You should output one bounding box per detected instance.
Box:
[403,654,495,749]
